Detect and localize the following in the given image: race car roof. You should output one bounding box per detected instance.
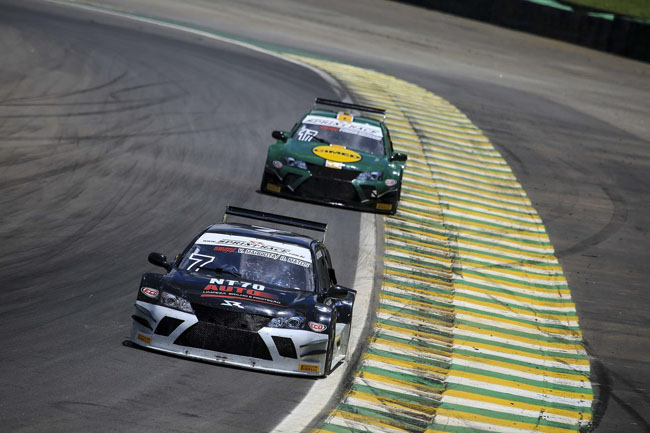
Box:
[204,223,315,249]
[307,109,385,129]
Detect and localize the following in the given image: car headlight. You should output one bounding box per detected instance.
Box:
[161,291,194,313]
[268,315,305,329]
[357,171,383,181]
[282,156,307,170]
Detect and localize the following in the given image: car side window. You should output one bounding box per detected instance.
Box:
[316,248,331,291]
[385,127,394,154]
[324,248,336,285]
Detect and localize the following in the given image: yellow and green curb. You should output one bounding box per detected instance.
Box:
[294,56,593,433]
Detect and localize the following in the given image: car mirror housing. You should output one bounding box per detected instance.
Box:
[272,130,287,142]
[148,252,171,272]
[391,152,408,162]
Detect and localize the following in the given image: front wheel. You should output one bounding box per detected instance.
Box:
[322,314,337,377]
[260,171,270,192]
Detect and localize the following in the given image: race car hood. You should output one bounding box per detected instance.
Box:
[284,138,387,170]
[160,270,317,317]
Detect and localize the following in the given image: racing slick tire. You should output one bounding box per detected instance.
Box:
[389,185,401,215]
[322,313,337,377]
[260,171,272,193]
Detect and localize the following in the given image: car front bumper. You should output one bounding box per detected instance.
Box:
[130,301,329,376]
[262,165,399,214]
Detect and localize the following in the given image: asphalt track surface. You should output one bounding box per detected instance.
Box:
[2,0,650,432]
[0,3,362,432]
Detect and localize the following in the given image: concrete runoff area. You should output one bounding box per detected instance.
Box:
[2,0,650,432]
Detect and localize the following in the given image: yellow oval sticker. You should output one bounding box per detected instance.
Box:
[312,145,361,163]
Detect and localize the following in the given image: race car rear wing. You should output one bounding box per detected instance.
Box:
[314,97,386,118]
[223,206,328,240]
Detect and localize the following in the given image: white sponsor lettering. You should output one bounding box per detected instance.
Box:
[221,300,244,309]
[209,278,265,291]
[196,234,312,263]
[302,115,382,140]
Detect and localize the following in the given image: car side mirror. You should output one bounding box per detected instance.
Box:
[148,252,171,272]
[391,152,407,162]
[272,130,287,142]
[325,284,349,299]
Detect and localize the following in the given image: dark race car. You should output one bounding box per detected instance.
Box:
[130,206,355,377]
[260,98,407,215]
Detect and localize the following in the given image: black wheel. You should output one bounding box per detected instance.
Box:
[322,314,337,377]
[390,185,402,215]
[260,171,271,192]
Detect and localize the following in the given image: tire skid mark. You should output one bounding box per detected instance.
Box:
[293,57,593,433]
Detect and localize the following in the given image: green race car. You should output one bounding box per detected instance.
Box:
[260,98,407,215]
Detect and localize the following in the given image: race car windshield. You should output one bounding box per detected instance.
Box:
[179,235,315,292]
[294,117,385,155]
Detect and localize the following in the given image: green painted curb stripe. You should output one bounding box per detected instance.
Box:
[454,321,580,344]
[452,348,587,376]
[454,334,588,360]
[336,402,429,429]
[455,278,567,299]
[381,289,454,310]
[459,269,568,289]
[373,333,453,354]
[379,303,452,323]
[366,347,451,369]
[437,401,582,429]
[384,277,453,295]
[448,366,592,395]
[455,292,576,314]
[376,318,453,338]
[359,365,446,389]
[447,383,592,413]
[455,308,580,330]
[351,383,441,407]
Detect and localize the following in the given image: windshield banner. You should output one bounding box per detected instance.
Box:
[195,233,312,267]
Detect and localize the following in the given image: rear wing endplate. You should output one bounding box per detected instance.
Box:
[314,97,386,119]
[223,206,328,239]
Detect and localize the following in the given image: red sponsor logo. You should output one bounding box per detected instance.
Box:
[201,284,282,306]
[141,287,159,298]
[385,179,397,187]
[214,246,237,253]
[308,321,327,332]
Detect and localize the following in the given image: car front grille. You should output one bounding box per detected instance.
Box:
[174,322,272,360]
[192,304,271,332]
[296,177,359,202]
[307,163,361,181]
